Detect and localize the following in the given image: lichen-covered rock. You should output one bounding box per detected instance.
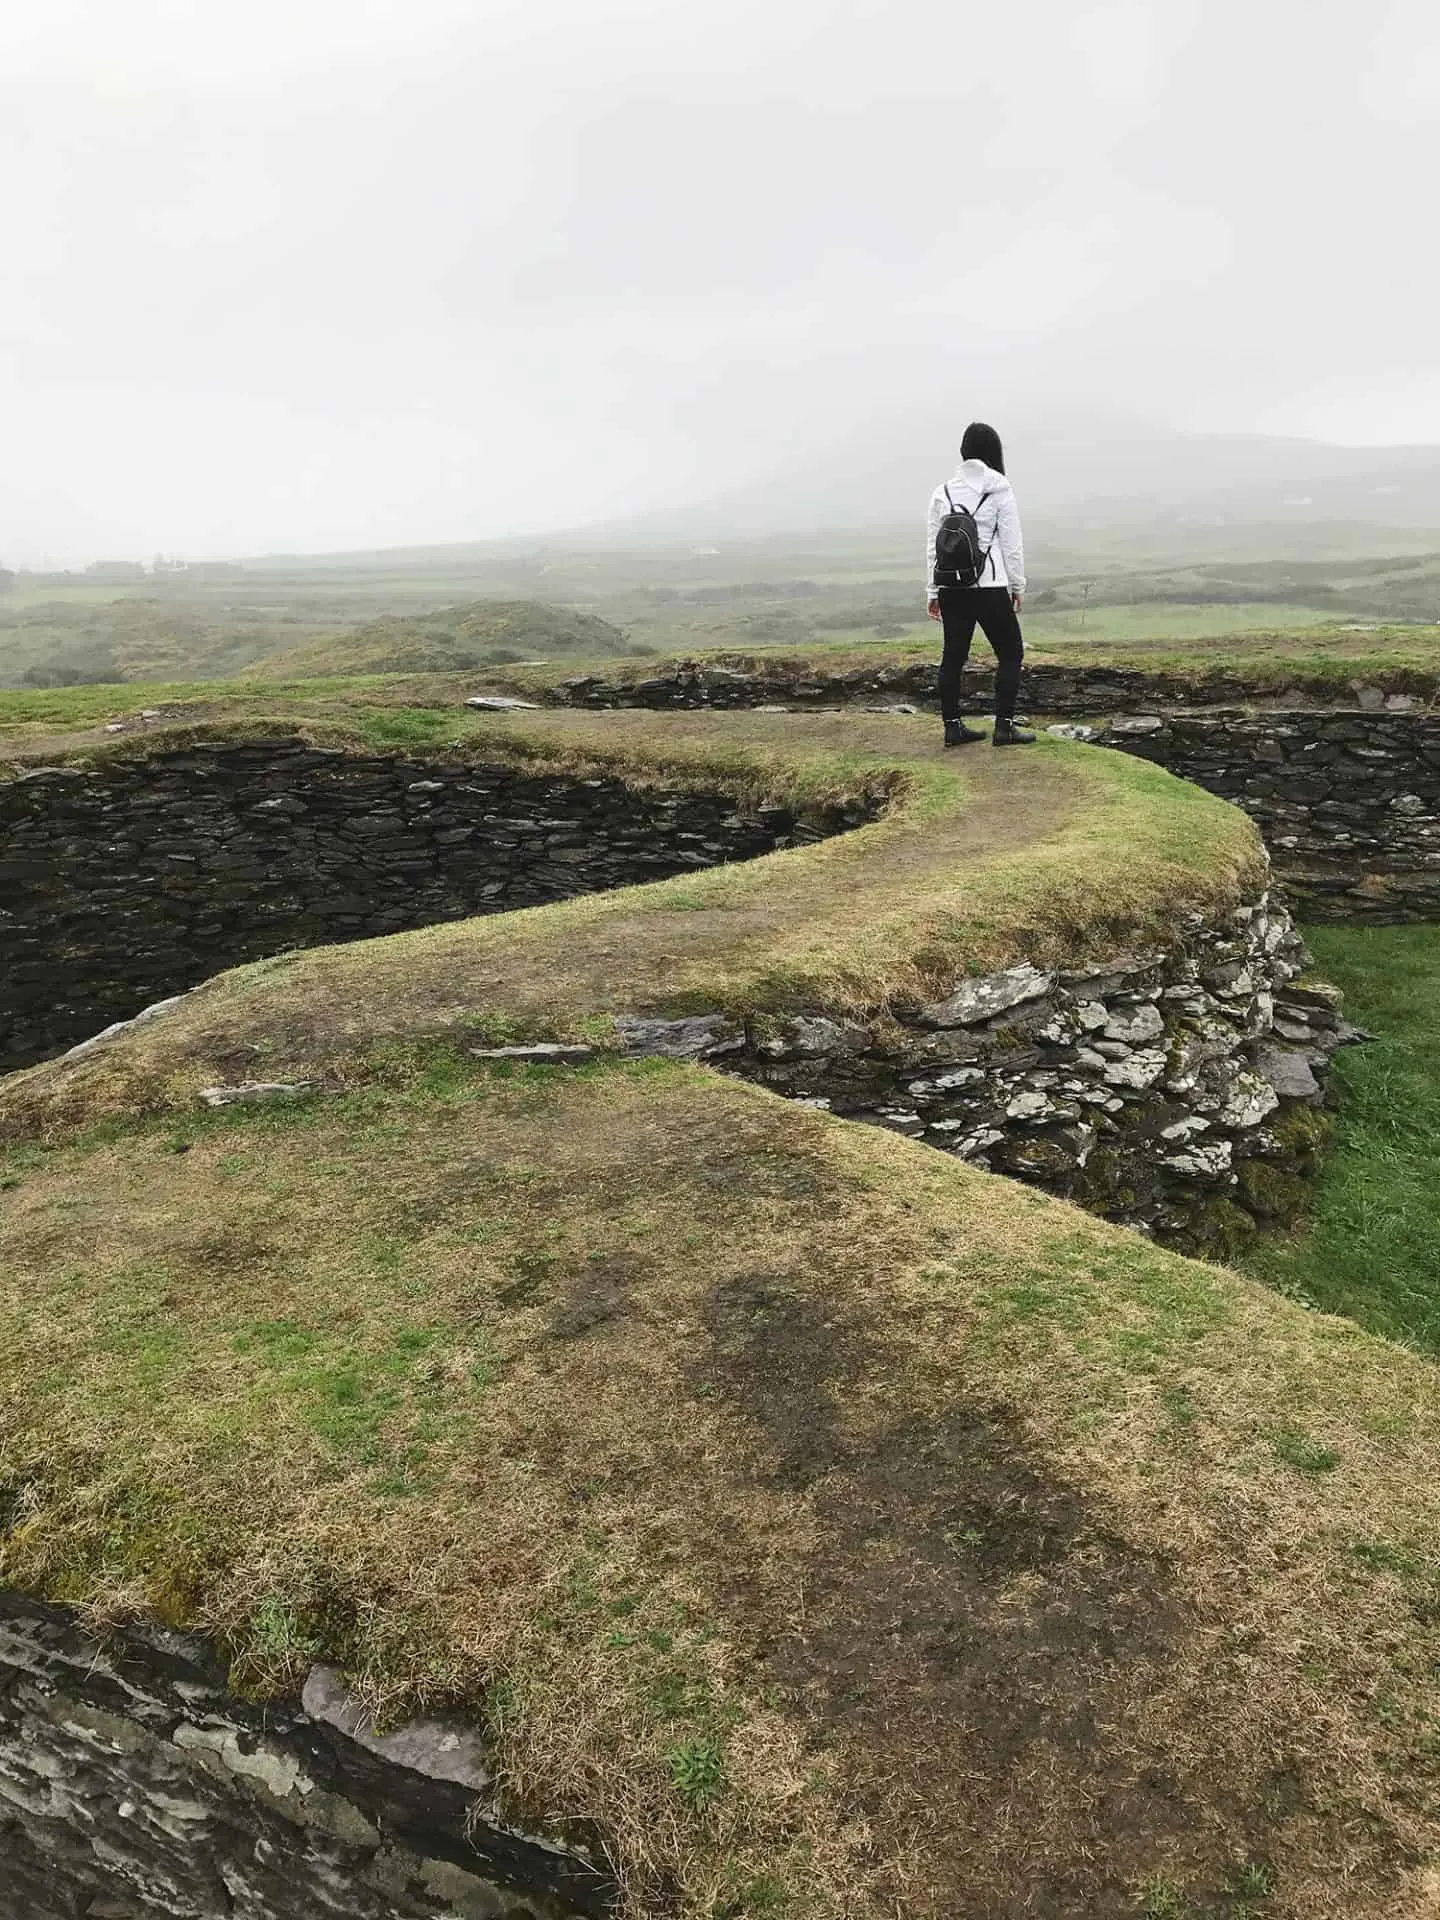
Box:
[1103,1049,1169,1091]
[756,1016,872,1059]
[198,1082,316,1108]
[919,965,1055,1028]
[614,1015,744,1060]
[1256,1045,1323,1102]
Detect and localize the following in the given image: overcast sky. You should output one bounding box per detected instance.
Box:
[2,0,1437,563]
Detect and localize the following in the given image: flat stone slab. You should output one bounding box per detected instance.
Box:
[302,1666,495,1794]
[465,695,541,711]
[59,994,192,1064]
[614,1014,745,1059]
[1256,1045,1322,1102]
[757,1016,871,1059]
[920,964,1056,1029]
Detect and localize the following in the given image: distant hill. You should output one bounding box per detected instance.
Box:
[246,600,631,679]
[590,415,1440,558]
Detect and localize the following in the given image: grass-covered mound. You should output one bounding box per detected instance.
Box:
[4,697,1438,1917]
[247,599,631,679]
[0,703,1262,1138]
[3,1062,1440,1919]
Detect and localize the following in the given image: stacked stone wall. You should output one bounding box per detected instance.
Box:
[1098,710,1440,920]
[0,741,863,1071]
[630,890,1345,1258]
[542,658,1430,717]
[527,663,1440,923]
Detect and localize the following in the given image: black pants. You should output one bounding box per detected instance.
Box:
[937,587,1024,722]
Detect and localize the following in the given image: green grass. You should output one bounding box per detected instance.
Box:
[1026,601,1337,643]
[1246,925,1440,1351]
[0,675,399,731]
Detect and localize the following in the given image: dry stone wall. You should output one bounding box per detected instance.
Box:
[1096,709,1440,921]
[541,658,1431,718]
[0,740,859,1071]
[0,1594,606,1920]
[628,890,1346,1258]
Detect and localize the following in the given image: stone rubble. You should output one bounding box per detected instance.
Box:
[732,889,1348,1255]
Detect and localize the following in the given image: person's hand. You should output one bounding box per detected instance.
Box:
[927,597,941,622]
[1012,591,1024,613]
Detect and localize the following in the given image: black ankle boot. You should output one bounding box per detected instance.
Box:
[992,718,1035,746]
[943,718,985,748]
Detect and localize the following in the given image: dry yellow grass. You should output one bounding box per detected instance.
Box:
[2,1064,1438,1918]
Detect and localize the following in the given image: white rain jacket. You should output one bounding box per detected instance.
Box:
[925,457,1026,601]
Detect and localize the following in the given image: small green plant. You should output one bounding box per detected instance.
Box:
[1272,1431,1341,1474]
[667,1736,727,1812]
[1136,1875,1191,1919]
[713,1873,793,1917]
[1227,1859,1277,1900]
[1159,1384,1199,1428]
[247,1594,320,1671]
[1349,1537,1420,1578]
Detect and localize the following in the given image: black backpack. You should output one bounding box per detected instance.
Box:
[932,484,993,590]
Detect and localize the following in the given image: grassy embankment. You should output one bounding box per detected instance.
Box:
[3,699,1440,1919]
[3,614,1440,764]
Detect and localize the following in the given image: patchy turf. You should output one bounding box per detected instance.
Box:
[4,618,1440,757]
[2,1063,1439,1919]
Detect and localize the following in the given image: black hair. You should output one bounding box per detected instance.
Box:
[960,421,1005,473]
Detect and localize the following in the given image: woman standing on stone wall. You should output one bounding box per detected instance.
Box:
[926,421,1033,747]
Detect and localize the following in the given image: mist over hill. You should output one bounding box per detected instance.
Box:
[588,417,1440,558]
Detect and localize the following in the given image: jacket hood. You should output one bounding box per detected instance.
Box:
[952,456,1012,493]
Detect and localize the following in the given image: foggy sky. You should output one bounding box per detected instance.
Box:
[3,0,1437,564]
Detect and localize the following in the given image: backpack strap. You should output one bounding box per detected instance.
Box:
[973,490,997,578]
[942,484,956,512]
